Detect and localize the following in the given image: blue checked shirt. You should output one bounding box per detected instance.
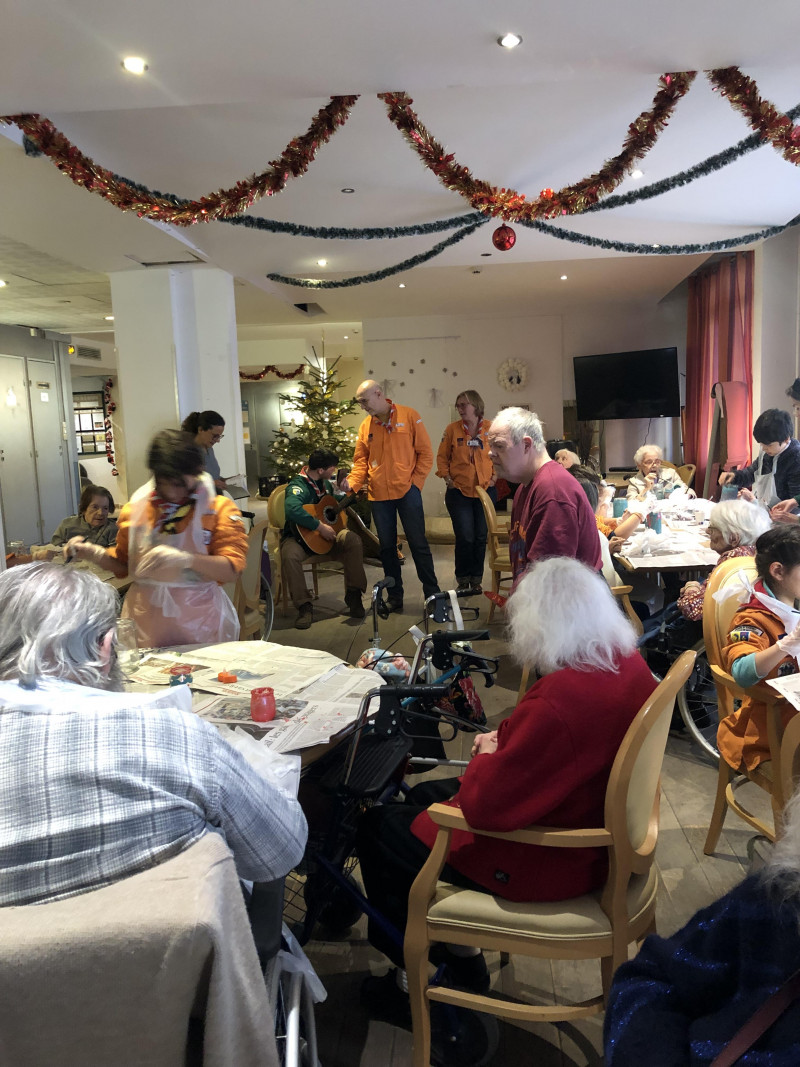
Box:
[0,679,307,906]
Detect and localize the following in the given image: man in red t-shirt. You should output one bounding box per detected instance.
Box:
[487,407,601,584]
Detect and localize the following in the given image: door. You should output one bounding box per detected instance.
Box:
[28,359,71,543]
[0,354,40,547]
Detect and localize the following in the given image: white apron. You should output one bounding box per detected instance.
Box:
[121,473,240,648]
[751,453,779,507]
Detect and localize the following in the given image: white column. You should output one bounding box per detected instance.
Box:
[109,268,243,494]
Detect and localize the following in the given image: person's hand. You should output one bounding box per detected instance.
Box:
[339,476,352,493]
[444,476,455,489]
[738,487,755,503]
[718,471,735,486]
[772,498,799,516]
[135,544,194,582]
[31,546,56,561]
[488,475,497,488]
[64,536,89,562]
[772,508,800,525]
[778,621,800,658]
[470,730,498,758]
[681,581,702,597]
[608,535,625,555]
[317,522,337,543]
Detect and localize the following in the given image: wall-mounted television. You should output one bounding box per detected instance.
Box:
[573,347,680,422]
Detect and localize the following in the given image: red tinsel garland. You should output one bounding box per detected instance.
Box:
[707,67,800,164]
[379,72,696,221]
[0,97,357,226]
[103,377,118,476]
[239,363,306,381]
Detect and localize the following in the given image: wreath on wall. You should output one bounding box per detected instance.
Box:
[498,358,528,392]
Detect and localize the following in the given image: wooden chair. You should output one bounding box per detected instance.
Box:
[405,650,696,1063]
[475,487,513,623]
[702,555,794,854]
[779,711,800,819]
[233,519,268,639]
[265,484,343,615]
[661,459,697,489]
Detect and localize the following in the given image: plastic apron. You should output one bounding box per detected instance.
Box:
[121,473,240,648]
[752,453,779,507]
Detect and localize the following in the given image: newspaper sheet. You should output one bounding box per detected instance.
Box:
[766,674,800,710]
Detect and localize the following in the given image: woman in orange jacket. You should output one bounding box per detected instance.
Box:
[436,390,496,593]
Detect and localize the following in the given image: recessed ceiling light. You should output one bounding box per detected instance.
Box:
[652,243,661,249]
[341,187,355,194]
[343,335,349,340]
[398,283,406,289]
[104,315,115,321]
[316,259,327,267]
[122,56,148,75]
[0,280,7,288]
[497,33,522,49]
[560,274,568,281]
[631,168,644,180]
[481,252,492,257]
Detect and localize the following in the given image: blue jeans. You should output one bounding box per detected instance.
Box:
[371,486,439,600]
[445,486,494,581]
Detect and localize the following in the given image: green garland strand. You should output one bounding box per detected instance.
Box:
[266,218,488,287]
[222,212,482,238]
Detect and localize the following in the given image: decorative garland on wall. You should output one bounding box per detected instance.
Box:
[103,377,118,476]
[1,96,357,225]
[239,363,306,381]
[378,73,696,221]
[265,217,488,287]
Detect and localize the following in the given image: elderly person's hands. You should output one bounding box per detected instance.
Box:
[135,545,194,582]
[470,730,498,758]
[64,536,105,564]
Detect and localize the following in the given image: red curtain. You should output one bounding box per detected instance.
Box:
[684,252,754,494]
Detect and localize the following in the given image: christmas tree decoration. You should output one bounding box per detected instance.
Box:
[492,224,516,251]
[269,356,359,476]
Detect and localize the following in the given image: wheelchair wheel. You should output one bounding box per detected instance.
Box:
[304,871,362,935]
[677,644,719,762]
[265,955,317,1067]
[430,1001,500,1067]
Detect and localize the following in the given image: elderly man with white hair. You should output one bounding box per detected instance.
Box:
[626,444,689,502]
[487,407,601,582]
[0,562,307,906]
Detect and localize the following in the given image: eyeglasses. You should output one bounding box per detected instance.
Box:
[211,433,224,442]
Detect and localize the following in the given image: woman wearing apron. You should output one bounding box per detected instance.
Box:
[65,429,247,647]
[718,408,800,508]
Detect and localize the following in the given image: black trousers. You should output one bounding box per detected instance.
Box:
[355,778,485,968]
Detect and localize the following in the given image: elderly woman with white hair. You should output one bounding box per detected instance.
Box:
[356,556,656,1018]
[627,444,689,501]
[605,787,800,1065]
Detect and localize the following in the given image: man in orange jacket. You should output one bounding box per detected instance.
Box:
[350,380,440,613]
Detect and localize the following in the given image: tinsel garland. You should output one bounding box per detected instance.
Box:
[707,68,800,165]
[1,96,358,225]
[522,211,800,255]
[223,211,482,238]
[239,363,306,381]
[266,217,488,287]
[103,377,118,476]
[379,73,696,221]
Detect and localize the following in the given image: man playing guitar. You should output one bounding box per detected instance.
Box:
[281,448,367,630]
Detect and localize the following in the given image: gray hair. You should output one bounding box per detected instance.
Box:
[507,557,637,674]
[0,563,122,691]
[710,499,773,548]
[489,407,546,451]
[762,789,800,903]
[633,444,663,466]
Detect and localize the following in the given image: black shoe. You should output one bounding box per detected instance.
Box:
[470,577,483,594]
[429,946,490,994]
[345,588,366,618]
[385,596,404,615]
[294,603,313,630]
[456,579,472,593]
[360,970,411,1029]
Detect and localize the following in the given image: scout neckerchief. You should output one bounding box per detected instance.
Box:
[462,417,485,464]
[297,466,328,501]
[151,489,196,535]
[375,400,398,432]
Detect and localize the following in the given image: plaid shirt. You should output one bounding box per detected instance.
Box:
[0,679,307,906]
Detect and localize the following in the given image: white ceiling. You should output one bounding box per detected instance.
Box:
[1,0,800,344]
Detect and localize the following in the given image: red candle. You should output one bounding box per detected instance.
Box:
[250,687,276,722]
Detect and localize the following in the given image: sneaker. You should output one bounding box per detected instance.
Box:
[429,946,490,994]
[345,588,366,619]
[360,970,411,1029]
[294,603,313,630]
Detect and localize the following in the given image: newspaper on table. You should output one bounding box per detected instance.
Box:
[620,527,718,570]
[766,673,800,710]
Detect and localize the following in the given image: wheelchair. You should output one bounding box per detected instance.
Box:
[640,603,720,761]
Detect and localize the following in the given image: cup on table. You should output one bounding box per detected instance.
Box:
[251,687,276,723]
[646,511,663,535]
[612,497,627,519]
[115,619,140,674]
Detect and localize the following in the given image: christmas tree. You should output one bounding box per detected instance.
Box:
[270,355,359,476]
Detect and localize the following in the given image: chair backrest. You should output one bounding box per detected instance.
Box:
[234,519,268,625]
[780,713,800,813]
[702,554,757,671]
[266,484,288,533]
[475,486,503,564]
[605,649,696,872]
[660,459,696,488]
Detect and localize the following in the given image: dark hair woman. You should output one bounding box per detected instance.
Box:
[181,410,227,491]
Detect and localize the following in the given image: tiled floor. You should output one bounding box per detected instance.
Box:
[254,508,765,1066]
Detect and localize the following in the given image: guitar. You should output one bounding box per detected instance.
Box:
[297,491,359,554]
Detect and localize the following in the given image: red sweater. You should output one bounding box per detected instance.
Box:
[509,460,602,582]
[411,653,657,902]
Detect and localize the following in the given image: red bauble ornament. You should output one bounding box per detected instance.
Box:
[492,224,516,252]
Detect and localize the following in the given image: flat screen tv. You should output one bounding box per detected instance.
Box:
[573,347,680,422]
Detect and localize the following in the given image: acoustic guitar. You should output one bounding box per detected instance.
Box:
[297,491,359,554]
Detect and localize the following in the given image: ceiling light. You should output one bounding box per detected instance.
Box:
[343,335,349,340]
[398,283,406,288]
[481,253,492,257]
[652,243,661,249]
[631,168,644,180]
[104,315,115,321]
[0,279,7,288]
[341,187,355,194]
[560,274,568,281]
[498,33,522,48]
[316,259,327,267]
[122,56,148,75]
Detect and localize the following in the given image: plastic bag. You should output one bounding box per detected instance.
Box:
[217,724,301,799]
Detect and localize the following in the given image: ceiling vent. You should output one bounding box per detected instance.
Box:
[76,345,102,361]
[124,252,206,267]
[293,302,326,316]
